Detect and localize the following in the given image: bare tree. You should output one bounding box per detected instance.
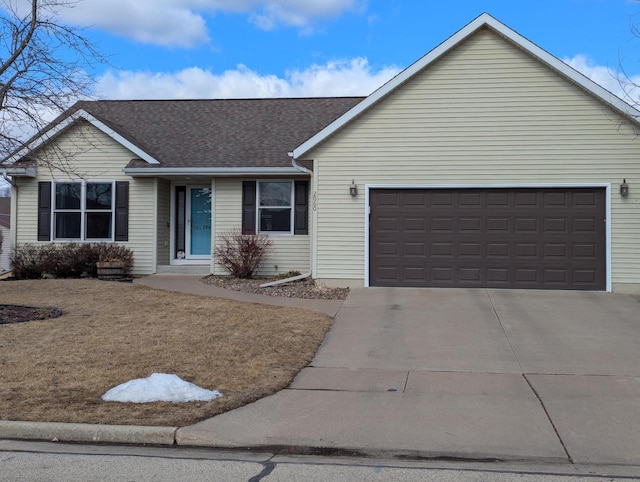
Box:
[0,0,105,165]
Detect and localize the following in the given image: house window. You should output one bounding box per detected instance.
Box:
[258,181,293,233]
[53,181,114,240]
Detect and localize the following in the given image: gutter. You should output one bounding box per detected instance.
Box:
[1,166,36,178]
[123,167,308,177]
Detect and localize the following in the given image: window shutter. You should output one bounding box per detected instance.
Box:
[115,181,129,241]
[242,181,256,234]
[37,182,52,241]
[294,180,309,235]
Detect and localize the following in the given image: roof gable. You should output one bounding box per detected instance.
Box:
[4,109,161,166]
[292,13,640,159]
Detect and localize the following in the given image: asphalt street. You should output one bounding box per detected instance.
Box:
[1,441,640,481]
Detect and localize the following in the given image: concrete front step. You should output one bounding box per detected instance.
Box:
[155,265,211,275]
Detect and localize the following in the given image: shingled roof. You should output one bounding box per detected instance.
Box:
[16,97,364,171]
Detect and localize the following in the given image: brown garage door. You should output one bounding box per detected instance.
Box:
[369,188,606,290]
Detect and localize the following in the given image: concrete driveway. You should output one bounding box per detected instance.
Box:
[177,288,640,465]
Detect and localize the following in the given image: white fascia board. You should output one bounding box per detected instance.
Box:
[0,166,36,177]
[4,109,161,165]
[123,167,308,177]
[293,13,640,160]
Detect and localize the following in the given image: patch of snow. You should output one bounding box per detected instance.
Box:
[102,373,222,403]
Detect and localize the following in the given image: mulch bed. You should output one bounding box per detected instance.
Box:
[202,275,350,300]
[0,304,62,324]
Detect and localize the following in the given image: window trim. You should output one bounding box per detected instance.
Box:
[256,180,294,235]
[51,180,116,242]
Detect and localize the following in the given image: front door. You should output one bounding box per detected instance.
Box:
[186,187,212,259]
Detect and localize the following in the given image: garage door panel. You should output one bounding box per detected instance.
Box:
[431,242,453,257]
[459,192,482,207]
[514,192,538,207]
[431,217,454,232]
[544,217,567,233]
[404,216,427,232]
[543,192,568,206]
[432,192,454,206]
[459,217,482,232]
[488,191,511,206]
[459,243,482,257]
[544,243,568,258]
[515,217,538,232]
[487,217,510,232]
[370,188,605,290]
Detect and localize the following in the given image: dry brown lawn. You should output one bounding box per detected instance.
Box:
[0,279,332,426]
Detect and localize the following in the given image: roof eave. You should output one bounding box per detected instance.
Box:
[0,165,36,178]
[292,13,640,160]
[123,167,309,177]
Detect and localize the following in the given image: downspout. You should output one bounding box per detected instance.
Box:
[288,152,314,281]
[260,270,311,288]
[289,153,312,175]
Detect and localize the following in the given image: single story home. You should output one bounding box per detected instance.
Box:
[2,13,639,292]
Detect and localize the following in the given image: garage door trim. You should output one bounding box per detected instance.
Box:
[364,183,612,291]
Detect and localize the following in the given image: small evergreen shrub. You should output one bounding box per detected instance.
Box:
[214,228,272,279]
[11,243,134,279]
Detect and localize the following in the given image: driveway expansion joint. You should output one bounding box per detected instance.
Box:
[486,289,524,374]
[522,374,574,464]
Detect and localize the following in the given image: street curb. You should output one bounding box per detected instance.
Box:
[0,421,176,446]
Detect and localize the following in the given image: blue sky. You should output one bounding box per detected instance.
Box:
[18,1,640,100]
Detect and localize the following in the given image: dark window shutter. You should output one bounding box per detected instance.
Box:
[294,180,309,235]
[115,181,129,241]
[242,181,256,235]
[37,182,52,241]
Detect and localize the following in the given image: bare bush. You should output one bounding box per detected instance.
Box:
[11,243,134,279]
[214,228,272,279]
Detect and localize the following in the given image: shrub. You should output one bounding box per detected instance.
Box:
[11,244,43,279]
[214,228,272,279]
[11,243,134,279]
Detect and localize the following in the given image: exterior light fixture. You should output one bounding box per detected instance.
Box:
[350,180,358,197]
[621,179,629,197]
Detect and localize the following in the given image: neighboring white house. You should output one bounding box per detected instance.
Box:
[1,14,639,292]
[0,197,10,273]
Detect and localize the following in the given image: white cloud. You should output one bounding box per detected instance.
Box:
[563,54,640,105]
[54,0,362,47]
[95,58,400,99]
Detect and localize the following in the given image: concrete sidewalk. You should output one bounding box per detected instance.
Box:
[177,288,640,465]
[134,274,344,317]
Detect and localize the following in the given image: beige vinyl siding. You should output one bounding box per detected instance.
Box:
[212,178,310,276]
[14,121,156,275]
[304,27,640,288]
[156,179,171,266]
